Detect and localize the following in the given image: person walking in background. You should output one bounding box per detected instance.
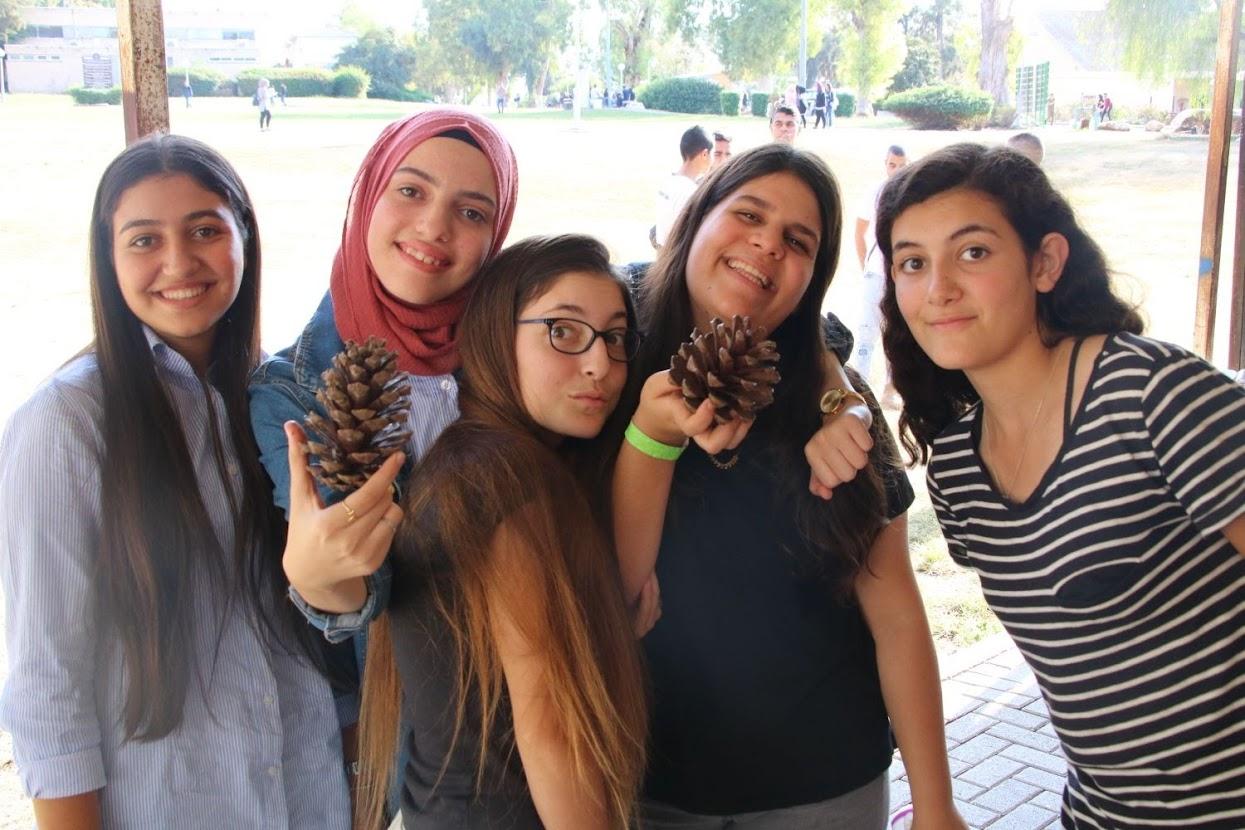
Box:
[813,81,828,128]
[182,74,193,108]
[278,82,288,106]
[256,78,275,131]
[653,125,711,247]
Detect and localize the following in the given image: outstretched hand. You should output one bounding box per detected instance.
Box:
[804,402,873,500]
[281,420,405,613]
[633,371,753,456]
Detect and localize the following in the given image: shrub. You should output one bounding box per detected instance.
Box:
[877,85,993,130]
[719,91,740,116]
[638,77,722,114]
[236,67,334,97]
[834,91,856,118]
[167,67,225,97]
[750,92,770,117]
[332,65,371,98]
[987,104,1016,128]
[68,86,120,105]
[367,81,433,102]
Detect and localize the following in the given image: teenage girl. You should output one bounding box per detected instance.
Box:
[877,142,1245,828]
[0,134,348,828]
[348,235,659,829]
[612,143,965,829]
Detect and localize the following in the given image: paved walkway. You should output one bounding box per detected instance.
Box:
[891,634,1069,830]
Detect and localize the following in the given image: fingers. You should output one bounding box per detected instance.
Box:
[345,450,406,513]
[284,421,323,511]
[690,413,752,455]
[632,573,662,638]
[357,502,404,573]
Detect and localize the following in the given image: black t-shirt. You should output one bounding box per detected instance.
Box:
[642,425,913,815]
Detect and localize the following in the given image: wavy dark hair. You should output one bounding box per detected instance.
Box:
[608,142,892,596]
[357,235,648,830]
[875,142,1144,464]
[89,133,317,741]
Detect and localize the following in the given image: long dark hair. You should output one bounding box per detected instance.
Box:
[612,142,891,596]
[357,235,648,830]
[875,142,1144,464]
[89,133,312,741]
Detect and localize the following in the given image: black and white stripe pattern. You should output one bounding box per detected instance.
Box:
[927,333,1245,829]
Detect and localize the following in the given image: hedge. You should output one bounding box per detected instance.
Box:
[834,91,856,118]
[68,86,120,105]
[750,92,770,117]
[876,85,993,130]
[367,82,434,102]
[235,67,334,97]
[638,77,723,114]
[720,91,740,116]
[167,66,225,97]
[332,66,371,98]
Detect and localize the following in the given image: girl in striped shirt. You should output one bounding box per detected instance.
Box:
[876,142,1245,828]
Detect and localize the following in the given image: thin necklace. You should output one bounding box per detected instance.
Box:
[993,342,1064,501]
[709,449,739,470]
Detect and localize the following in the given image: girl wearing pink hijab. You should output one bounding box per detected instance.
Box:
[248,109,518,691]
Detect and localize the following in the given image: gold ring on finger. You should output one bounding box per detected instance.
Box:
[342,500,357,524]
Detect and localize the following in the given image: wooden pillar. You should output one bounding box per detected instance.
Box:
[116,0,169,144]
[1229,126,1245,370]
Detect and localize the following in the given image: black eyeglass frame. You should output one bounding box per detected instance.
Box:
[515,317,644,363]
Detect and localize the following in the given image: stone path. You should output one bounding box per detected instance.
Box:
[891,634,1069,830]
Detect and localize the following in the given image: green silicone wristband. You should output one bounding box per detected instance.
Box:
[625,421,687,461]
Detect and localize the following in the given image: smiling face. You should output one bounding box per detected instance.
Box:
[890,188,1061,374]
[365,136,498,306]
[111,173,245,373]
[514,271,630,441]
[685,171,821,334]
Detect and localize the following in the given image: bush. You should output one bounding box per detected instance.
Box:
[167,67,225,97]
[332,65,371,98]
[834,91,856,118]
[877,85,993,130]
[367,81,434,102]
[68,86,120,105]
[987,104,1016,128]
[638,77,723,114]
[236,67,334,97]
[720,91,740,116]
[750,92,770,117]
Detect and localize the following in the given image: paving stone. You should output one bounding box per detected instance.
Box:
[979,701,1046,730]
[985,649,1029,671]
[958,668,1030,692]
[952,777,985,802]
[1024,698,1050,718]
[972,779,1040,813]
[889,777,912,810]
[950,733,1009,764]
[953,797,998,828]
[949,757,971,776]
[1038,723,1058,739]
[960,755,1024,788]
[1002,744,1068,775]
[946,713,998,743]
[945,678,1004,702]
[984,803,1058,829]
[889,757,906,781]
[986,722,1061,753]
[1015,766,1066,793]
[1030,789,1063,812]
[945,692,983,720]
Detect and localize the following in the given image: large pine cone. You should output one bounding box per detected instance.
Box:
[304,337,412,492]
[668,315,781,423]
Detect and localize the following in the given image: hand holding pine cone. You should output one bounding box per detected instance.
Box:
[303,337,412,492]
[668,315,781,424]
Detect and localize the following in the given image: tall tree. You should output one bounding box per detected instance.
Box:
[977,0,1013,105]
[605,0,659,87]
[1105,0,1220,83]
[708,0,804,81]
[831,0,906,113]
[335,28,419,96]
[1,0,22,42]
[423,0,570,93]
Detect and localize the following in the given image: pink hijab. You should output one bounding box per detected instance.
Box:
[330,110,519,376]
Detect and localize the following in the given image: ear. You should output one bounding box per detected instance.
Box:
[1032,232,1069,294]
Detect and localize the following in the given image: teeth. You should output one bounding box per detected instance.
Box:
[160,285,208,301]
[400,244,448,267]
[727,259,772,289]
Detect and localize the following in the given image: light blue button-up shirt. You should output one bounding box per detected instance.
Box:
[0,330,350,828]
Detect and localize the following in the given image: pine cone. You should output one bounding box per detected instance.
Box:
[668,315,781,423]
[303,337,412,492]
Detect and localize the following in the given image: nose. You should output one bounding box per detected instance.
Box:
[161,237,196,278]
[580,335,612,378]
[926,257,961,304]
[750,224,784,259]
[416,201,451,242]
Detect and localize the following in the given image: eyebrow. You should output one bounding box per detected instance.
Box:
[543,303,628,323]
[116,209,228,236]
[892,223,1002,251]
[393,165,497,209]
[735,195,819,244]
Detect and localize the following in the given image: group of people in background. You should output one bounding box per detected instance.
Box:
[2,102,1242,830]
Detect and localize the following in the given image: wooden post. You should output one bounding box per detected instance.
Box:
[116,0,169,144]
[1192,0,1244,358]
[1229,121,1245,370]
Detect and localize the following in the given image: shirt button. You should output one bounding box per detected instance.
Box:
[267,765,279,777]
[263,694,275,706]
[440,379,453,391]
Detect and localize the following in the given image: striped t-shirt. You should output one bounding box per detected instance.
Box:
[927,333,1245,829]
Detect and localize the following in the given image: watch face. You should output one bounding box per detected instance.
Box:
[819,389,845,414]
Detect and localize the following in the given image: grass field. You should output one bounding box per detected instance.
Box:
[0,93,1238,824]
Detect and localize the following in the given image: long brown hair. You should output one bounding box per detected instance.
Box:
[607,143,891,595]
[88,134,317,740]
[874,143,1144,464]
[356,235,648,830]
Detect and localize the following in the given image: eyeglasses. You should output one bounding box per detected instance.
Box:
[516,317,643,363]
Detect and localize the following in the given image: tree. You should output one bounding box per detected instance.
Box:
[1105,0,1221,83]
[899,0,964,81]
[977,0,1013,106]
[830,0,906,113]
[422,0,570,96]
[605,0,659,87]
[1,0,23,43]
[708,0,803,81]
[335,28,419,96]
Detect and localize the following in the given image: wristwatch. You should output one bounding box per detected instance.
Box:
[819,387,868,418]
